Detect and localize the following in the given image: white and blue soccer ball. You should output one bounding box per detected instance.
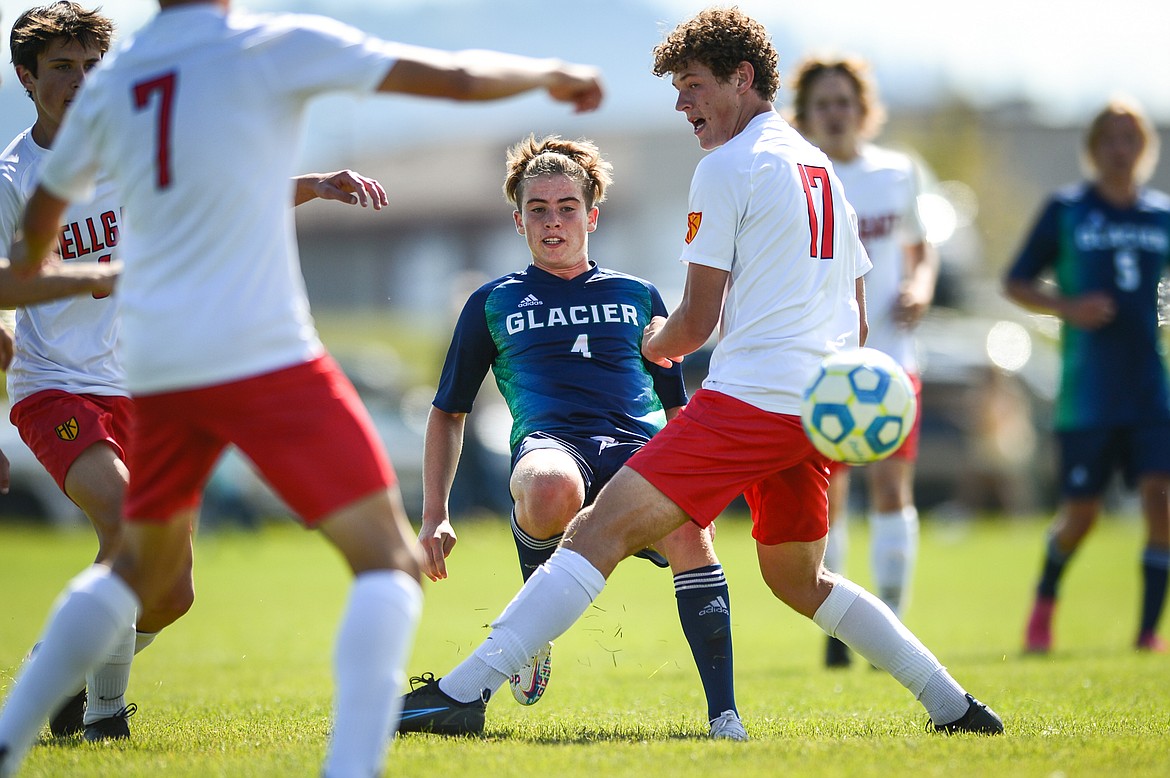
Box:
[800,347,917,465]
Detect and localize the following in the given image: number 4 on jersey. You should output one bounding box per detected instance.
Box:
[571,334,592,358]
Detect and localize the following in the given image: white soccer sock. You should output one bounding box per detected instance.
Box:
[0,566,138,768]
[85,625,137,721]
[135,630,158,654]
[439,548,605,703]
[813,576,968,724]
[823,513,850,574]
[869,506,919,616]
[323,570,422,778]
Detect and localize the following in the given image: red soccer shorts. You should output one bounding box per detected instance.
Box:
[626,388,831,545]
[124,355,395,526]
[10,390,134,491]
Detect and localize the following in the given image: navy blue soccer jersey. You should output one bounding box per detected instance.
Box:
[1006,183,1170,428]
[433,262,688,452]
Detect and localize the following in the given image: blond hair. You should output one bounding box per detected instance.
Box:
[503,134,612,209]
[789,54,886,139]
[1083,96,1160,184]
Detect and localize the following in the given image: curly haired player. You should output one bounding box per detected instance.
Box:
[397,6,1002,739]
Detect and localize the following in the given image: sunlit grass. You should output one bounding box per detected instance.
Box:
[1,513,1167,777]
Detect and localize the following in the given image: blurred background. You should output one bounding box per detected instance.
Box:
[3,0,1169,527]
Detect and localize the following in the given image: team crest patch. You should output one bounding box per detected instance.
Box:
[55,417,80,441]
[686,212,702,244]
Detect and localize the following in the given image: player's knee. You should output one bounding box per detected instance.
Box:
[514,479,581,537]
[147,590,194,629]
[761,570,823,617]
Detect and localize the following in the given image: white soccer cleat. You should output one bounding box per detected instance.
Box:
[509,641,552,705]
[709,710,748,741]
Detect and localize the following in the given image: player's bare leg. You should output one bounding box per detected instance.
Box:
[34,443,128,738]
[507,449,582,704]
[0,517,189,769]
[510,448,582,578]
[64,443,128,565]
[412,467,689,724]
[1025,496,1100,653]
[756,539,999,732]
[823,469,852,667]
[69,448,193,738]
[317,487,422,778]
[866,457,919,618]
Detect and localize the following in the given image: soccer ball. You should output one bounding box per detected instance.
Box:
[800,348,917,465]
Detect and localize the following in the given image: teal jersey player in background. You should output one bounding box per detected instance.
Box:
[1005,97,1170,654]
[1009,186,1170,428]
[415,135,744,739]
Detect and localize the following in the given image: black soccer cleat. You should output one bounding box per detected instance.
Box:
[396,673,487,736]
[84,703,136,742]
[825,636,852,668]
[49,688,87,738]
[933,694,1004,735]
[633,548,670,568]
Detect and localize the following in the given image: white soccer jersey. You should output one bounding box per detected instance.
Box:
[1,129,126,403]
[37,6,404,394]
[681,112,872,415]
[832,144,928,370]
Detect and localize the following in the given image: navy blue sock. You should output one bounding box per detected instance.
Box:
[1140,545,1170,636]
[1037,534,1074,599]
[511,512,561,582]
[674,564,736,722]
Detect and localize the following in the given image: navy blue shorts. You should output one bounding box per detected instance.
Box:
[512,431,645,506]
[1057,422,1170,497]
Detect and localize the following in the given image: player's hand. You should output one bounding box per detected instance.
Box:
[417,516,458,582]
[313,170,388,210]
[642,315,683,368]
[546,64,604,113]
[0,447,9,495]
[1063,291,1116,330]
[893,286,930,328]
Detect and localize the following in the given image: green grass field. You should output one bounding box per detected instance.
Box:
[1,513,1168,777]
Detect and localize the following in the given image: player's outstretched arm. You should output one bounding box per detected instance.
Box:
[0,256,120,307]
[292,171,388,209]
[378,47,603,113]
[418,406,469,582]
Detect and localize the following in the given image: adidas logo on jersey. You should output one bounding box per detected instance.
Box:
[517,294,543,307]
[698,596,730,617]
